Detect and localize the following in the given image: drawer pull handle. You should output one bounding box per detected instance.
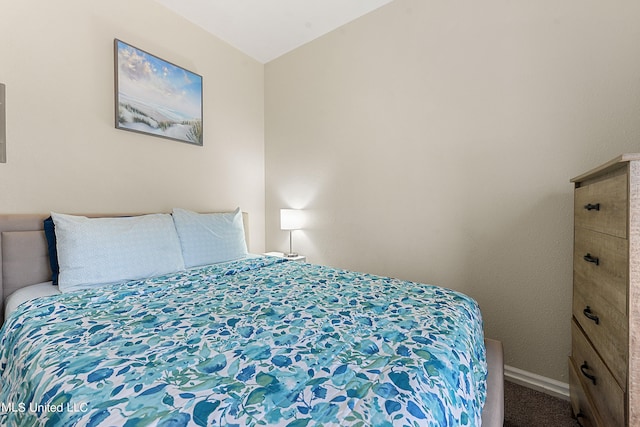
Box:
[580,361,596,385]
[583,253,599,265]
[584,203,600,211]
[583,306,600,324]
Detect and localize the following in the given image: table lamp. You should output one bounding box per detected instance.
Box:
[280,209,303,257]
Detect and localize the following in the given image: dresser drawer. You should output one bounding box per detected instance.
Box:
[574,171,627,238]
[573,227,627,314]
[571,321,625,427]
[569,358,603,427]
[573,287,627,386]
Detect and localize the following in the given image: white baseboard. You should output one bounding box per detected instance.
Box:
[504,365,570,401]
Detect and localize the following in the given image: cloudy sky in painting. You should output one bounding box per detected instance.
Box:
[116,40,202,121]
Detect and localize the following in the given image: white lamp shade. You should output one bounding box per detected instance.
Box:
[280,209,304,230]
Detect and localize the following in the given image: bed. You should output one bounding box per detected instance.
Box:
[0,211,503,426]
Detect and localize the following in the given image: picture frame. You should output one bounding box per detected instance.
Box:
[0,83,5,163]
[114,39,203,146]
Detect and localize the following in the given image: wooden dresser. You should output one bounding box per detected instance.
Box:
[570,154,640,427]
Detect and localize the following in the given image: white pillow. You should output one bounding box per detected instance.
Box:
[172,208,248,268]
[51,212,185,293]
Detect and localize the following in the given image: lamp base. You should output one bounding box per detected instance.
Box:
[284,252,299,258]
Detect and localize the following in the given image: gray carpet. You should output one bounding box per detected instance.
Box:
[504,381,577,427]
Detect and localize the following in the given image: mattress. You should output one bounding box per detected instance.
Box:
[3,281,59,321]
[0,256,487,426]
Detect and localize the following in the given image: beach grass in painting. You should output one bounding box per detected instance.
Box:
[114,39,203,145]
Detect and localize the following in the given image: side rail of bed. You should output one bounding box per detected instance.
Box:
[482,338,505,426]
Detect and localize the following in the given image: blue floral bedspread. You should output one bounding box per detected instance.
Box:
[0,257,486,426]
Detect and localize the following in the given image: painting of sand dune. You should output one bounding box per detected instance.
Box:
[115,39,203,145]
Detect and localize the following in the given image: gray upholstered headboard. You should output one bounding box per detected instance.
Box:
[0,212,250,322]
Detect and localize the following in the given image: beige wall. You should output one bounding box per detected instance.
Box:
[0,0,266,252]
[265,0,640,382]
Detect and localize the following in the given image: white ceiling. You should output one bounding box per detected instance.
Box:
[153,0,394,63]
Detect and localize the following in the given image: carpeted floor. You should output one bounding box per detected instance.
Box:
[504,381,577,427]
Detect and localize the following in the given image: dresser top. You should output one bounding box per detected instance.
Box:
[571,153,640,183]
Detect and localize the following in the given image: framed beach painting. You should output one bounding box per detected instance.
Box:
[114,39,203,146]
